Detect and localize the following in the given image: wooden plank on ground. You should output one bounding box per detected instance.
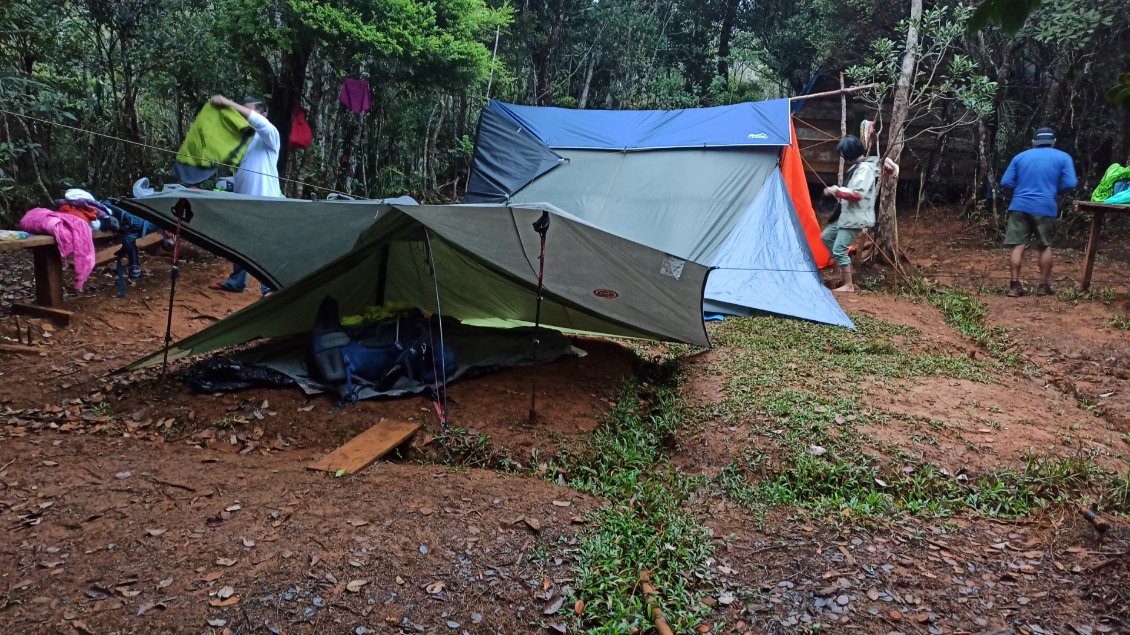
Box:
[307,418,420,475]
[11,302,73,326]
[0,343,44,355]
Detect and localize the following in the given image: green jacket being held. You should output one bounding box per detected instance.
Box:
[173,104,253,183]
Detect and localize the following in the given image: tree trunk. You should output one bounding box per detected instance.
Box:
[975,118,999,224]
[269,46,311,194]
[875,0,922,269]
[923,99,956,203]
[578,45,599,109]
[342,113,364,195]
[838,72,846,185]
[530,0,567,106]
[716,0,740,82]
[1039,53,1072,127]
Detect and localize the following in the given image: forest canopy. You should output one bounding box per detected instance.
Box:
[0,0,1127,223]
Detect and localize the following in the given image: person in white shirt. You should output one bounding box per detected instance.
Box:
[207,95,282,295]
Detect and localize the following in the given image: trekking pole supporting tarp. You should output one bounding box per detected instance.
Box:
[528,210,551,424]
[161,198,193,379]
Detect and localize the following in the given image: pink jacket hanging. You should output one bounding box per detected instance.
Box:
[339,78,372,114]
[19,207,95,291]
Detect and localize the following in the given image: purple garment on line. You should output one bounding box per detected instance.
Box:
[339,78,372,114]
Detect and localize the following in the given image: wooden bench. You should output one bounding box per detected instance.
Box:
[1076,201,1130,291]
[0,231,163,325]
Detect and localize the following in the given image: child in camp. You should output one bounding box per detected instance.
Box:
[820,135,880,293]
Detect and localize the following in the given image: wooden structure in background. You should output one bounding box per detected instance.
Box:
[791,75,977,190]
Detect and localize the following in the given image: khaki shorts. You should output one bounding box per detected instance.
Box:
[1004,212,1056,247]
[820,222,861,266]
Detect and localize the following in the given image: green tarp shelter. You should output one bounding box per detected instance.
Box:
[116,189,418,290]
[126,197,710,369]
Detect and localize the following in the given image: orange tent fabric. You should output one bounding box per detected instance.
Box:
[781,120,831,269]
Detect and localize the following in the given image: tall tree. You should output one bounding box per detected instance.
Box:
[848,4,995,264]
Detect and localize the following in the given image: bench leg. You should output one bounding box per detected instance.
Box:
[31,244,65,308]
[13,244,73,326]
[1080,211,1105,292]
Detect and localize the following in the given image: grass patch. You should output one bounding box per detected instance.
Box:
[546,365,717,634]
[719,448,1130,519]
[699,309,1127,522]
[433,426,516,470]
[1059,287,1118,306]
[710,311,992,385]
[922,286,1021,365]
[1108,315,1130,330]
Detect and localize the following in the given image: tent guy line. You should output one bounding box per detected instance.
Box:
[0,107,350,197]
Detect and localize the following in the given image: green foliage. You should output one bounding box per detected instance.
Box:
[847,5,997,129]
[744,0,903,92]
[1057,287,1118,306]
[434,426,513,469]
[968,0,1043,34]
[571,477,714,633]
[1026,0,1114,49]
[741,448,1125,518]
[1108,73,1130,110]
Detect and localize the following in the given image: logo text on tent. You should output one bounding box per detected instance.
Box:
[747,132,768,140]
[593,289,619,299]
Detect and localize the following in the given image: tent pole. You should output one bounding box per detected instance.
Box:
[838,72,846,186]
[789,83,877,103]
[422,230,450,432]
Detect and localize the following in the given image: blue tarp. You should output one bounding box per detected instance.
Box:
[704,173,853,328]
[488,99,793,150]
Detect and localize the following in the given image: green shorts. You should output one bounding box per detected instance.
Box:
[1004,212,1056,247]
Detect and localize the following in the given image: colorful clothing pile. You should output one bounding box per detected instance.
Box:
[19,207,96,290]
[1091,163,1130,203]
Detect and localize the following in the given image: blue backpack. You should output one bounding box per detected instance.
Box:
[310,297,455,402]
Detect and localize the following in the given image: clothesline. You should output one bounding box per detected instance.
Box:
[0,108,350,197]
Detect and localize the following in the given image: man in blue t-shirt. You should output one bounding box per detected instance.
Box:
[1000,127,1077,297]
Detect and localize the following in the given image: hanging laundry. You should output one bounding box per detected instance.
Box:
[339,78,372,114]
[290,108,313,149]
[19,208,96,290]
[173,103,254,184]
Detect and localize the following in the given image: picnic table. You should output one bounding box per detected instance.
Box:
[0,231,161,325]
[1077,201,1130,291]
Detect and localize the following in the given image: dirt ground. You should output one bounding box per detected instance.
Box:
[1,213,1129,634]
